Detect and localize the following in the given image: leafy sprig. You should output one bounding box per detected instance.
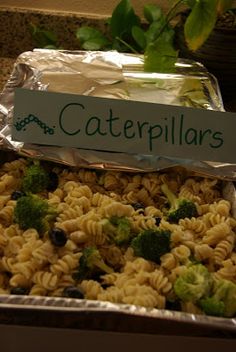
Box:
[29,0,235,73]
[76,0,178,72]
[29,23,61,49]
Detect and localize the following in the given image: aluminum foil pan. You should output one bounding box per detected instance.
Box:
[1,49,236,180]
[0,50,236,334]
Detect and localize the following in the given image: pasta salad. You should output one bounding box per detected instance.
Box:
[0,156,235,318]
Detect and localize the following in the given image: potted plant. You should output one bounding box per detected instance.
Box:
[30,0,236,108]
[170,0,235,50]
[172,0,236,106]
[75,0,236,107]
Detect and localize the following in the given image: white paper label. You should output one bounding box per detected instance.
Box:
[12,88,236,163]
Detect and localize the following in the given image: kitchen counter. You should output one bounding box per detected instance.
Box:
[0,57,15,91]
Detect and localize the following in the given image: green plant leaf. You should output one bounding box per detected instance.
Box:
[29,23,58,48]
[184,0,218,51]
[82,38,110,50]
[76,26,110,50]
[111,39,125,51]
[132,26,146,50]
[144,35,178,73]
[76,26,104,42]
[106,17,111,26]
[145,21,164,45]
[111,37,138,53]
[110,0,140,39]
[44,45,59,49]
[143,4,162,23]
[186,0,197,8]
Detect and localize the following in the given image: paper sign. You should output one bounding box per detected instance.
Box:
[12,88,236,163]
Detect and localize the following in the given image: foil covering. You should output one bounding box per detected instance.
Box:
[1,49,236,180]
[0,50,236,332]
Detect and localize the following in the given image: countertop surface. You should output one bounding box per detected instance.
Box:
[0,57,15,91]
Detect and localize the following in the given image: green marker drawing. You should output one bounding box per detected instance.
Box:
[14,114,55,135]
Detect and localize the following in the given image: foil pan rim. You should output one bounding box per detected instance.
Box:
[0,295,235,331]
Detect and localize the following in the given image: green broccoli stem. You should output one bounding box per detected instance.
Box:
[94,259,114,274]
[161,183,178,209]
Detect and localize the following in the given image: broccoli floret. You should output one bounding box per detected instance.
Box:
[131,229,171,264]
[174,264,213,302]
[22,162,50,194]
[103,216,132,245]
[198,297,225,317]
[73,247,114,281]
[198,279,236,318]
[161,183,198,223]
[13,194,57,234]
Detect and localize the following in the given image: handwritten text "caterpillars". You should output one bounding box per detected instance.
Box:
[59,103,224,151]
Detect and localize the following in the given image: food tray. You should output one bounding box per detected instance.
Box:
[0,51,235,336]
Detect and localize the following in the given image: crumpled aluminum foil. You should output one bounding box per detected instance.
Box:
[1,49,236,180]
[0,50,236,333]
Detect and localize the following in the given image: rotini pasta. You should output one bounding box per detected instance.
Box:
[0,156,235,319]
